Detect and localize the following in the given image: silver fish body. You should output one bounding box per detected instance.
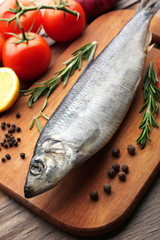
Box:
[24,0,160,198]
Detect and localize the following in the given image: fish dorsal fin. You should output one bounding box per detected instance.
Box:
[144,32,154,53]
[146,43,155,53]
[144,32,155,54]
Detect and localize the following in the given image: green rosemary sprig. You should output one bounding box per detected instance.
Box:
[30,111,49,132]
[20,41,97,132]
[136,62,160,149]
[20,41,97,110]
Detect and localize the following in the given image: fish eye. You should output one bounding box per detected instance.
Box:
[30,159,45,175]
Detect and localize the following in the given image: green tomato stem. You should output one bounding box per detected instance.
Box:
[0,0,80,42]
[22,5,80,18]
[0,2,80,24]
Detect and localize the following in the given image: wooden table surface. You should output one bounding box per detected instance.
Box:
[0,1,160,239]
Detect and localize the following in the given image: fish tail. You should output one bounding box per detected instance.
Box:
[138,0,160,14]
[138,0,160,53]
[138,0,150,11]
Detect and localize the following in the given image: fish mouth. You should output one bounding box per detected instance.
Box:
[24,186,45,198]
[24,186,40,198]
[24,186,34,198]
[24,179,56,198]
[24,183,46,198]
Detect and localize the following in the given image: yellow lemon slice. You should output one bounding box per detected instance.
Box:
[0,67,20,113]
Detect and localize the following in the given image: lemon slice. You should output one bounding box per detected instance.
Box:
[0,67,20,112]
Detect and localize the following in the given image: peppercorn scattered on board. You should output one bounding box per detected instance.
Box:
[0,9,160,237]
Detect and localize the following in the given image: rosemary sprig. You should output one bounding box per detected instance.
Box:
[30,112,49,132]
[20,41,97,132]
[136,62,160,149]
[20,41,97,110]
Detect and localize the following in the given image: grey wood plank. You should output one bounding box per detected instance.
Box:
[0,173,159,240]
[0,1,159,239]
[0,191,10,207]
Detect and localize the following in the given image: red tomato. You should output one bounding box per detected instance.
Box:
[156,57,160,89]
[0,0,42,39]
[156,76,160,90]
[156,56,160,72]
[43,0,86,42]
[2,33,51,81]
[0,34,5,62]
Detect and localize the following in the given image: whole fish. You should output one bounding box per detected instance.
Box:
[24,0,160,198]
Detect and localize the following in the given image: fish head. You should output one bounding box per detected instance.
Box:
[24,155,56,198]
[24,139,75,198]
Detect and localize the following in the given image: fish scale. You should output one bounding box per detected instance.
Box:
[24,0,160,198]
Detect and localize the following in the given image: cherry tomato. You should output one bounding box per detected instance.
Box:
[0,34,5,62]
[43,0,86,42]
[156,56,160,72]
[156,57,160,89]
[156,75,160,89]
[0,0,42,39]
[2,33,52,81]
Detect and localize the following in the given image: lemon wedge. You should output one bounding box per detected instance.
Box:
[0,67,20,112]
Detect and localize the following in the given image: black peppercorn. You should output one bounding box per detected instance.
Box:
[11,127,15,133]
[9,141,13,147]
[112,163,120,172]
[13,141,18,147]
[118,171,126,181]
[1,157,5,162]
[5,133,9,138]
[127,144,135,155]
[112,147,120,158]
[122,164,129,174]
[8,128,13,133]
[90,190,99,201]
[20,153,25,159]
[16,112,20,118]
[16,127,21,132]
[7,123,11,128]
[107,168,116,178]
[5,154,11,160]
[1,125,5,130]
[103,184,111,194]
[4,144,8,148]
[17,138,21,142]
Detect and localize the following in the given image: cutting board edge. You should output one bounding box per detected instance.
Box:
[1,8,160,237]
[1,161,160,237]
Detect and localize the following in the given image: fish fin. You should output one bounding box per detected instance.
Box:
[138,0,160,14]
[138,0,149,12]
[77,129,100,155]
[145,0,160,13]
[144,32,153,53]
[133,77,142,96]
[146,43,155,53]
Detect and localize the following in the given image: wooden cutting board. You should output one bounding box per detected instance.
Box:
[0,9,160,237]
